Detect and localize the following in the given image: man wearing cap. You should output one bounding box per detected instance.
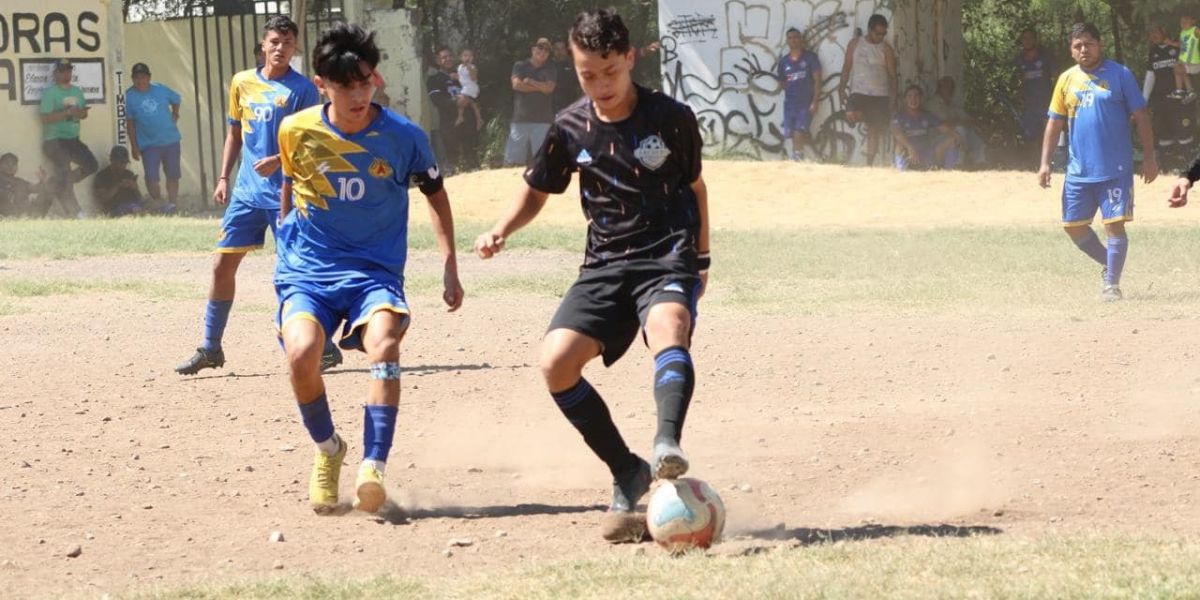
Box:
[39,58,97,218]
[125,63,182,212]
[92,145,146,217]
[505,37,557,166]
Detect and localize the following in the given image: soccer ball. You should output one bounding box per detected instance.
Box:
[646,478,726,554]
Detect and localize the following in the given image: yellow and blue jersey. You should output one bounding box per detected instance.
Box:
[1048,60,1145,183]
[227,67,320,209]
[275,103,438,284]
[1182,26,1200,66]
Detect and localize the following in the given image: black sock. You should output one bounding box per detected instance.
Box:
[552,378,638,477]
[653,346,695,444]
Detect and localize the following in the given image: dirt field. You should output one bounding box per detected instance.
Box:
[3,163,1200,598]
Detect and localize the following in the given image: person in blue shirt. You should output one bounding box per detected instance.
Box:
[1038,22,1157,302]
[891,85,961,171]
[276,23,463,514]
[1016,29,1055,148]
[125,62,181,212]
[176,15,342,375]
[776,27,822,161]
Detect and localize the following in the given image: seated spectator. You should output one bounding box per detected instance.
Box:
[892,85,961,171]
[0,153,51,217]
[92,146,149,217]
[927,76,986,168]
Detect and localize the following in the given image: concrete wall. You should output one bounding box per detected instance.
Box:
[0,0,124,214]
[659,0,963,161]
[362,4,424,128]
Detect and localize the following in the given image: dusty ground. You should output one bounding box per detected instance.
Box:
[4,164,1200,598]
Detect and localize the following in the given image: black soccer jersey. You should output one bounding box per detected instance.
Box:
[1150,43,1180,100]
[525,85,703,269]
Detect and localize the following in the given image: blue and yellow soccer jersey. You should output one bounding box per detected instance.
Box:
[1048,59,1146,183]
[227,68,319,209]
[275,104,439,284]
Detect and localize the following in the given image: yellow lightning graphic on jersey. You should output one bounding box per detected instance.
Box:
[291,136,367,216]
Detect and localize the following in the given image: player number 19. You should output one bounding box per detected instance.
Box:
[1107,187,1122,205]
[338,177,366,201]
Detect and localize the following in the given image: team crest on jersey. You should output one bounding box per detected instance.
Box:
[368,158,394,179]
[576,148,594,166]
[273,94,289,107]
[634,135,670,170]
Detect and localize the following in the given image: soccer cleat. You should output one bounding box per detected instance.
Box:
[652,439,690,480]
[309,434,346,514]
[353,463,387,513]
[600,457,653,543]
[1169,89,1187,100]
[1102,284,1123,302]
[320,344,343,372]
[1186,91,1199,104]
[175,347,225,375]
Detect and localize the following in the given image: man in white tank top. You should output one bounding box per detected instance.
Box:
[838,14,898,166]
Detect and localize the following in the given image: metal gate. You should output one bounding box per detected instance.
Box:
[181,0,344,205]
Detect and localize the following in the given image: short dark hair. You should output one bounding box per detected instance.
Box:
[905,84,924,96]
[569,9,631,58]
[436,45,451,55]
[868,14,888,31]
[1021,27,1038,38]
[312,23,381,85]
[0,152,16,165]
[786,27,801,35]
[1070,22,1101,43]
[263,14,299,38]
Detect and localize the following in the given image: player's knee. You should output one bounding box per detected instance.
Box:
[212,256,240,281]
[645,314,690,348]
[363,335,400,363]
[538,344,583,387]
[285,337,323,373]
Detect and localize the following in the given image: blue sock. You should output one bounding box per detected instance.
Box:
[202,300,233,351]
[298,393,336,445]
[1071,229,1108,266]
[1106,235,1128,285]
[363,404,398,463]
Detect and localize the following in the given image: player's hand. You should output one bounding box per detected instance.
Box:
[443,272,464,312]
[253,155,281,176]
[474,231,505,259]
[1037,165,1052,189]
[212,178,230,205]
[1169,177,1192,208]
[1142,157,1160,184]
[837,88,848,104]
[698,270,708,299]
[131,148,141,162]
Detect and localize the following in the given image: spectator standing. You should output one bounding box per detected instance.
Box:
[1145,26,1193,165]
[927,76,986,168]
[505,37,557,166]
[427,46,464,170]
[838,14,897,166]
[552,39,582,112]
[39,59,97,218]
[92,145,146,217]
[1016,29,1055,146]
[125,62,182,212]
[777,27,822,161]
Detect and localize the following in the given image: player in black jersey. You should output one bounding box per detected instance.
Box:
[1147,26,1194,169]
[474,9,710,543]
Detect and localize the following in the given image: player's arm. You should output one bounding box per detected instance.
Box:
[692,175,710,296]
[890,121,916,160]
[1038,117,1066,188]
[838,38,857,101]
[811,67,823,113]
[1132,108,1159,183]
[1143,70,1155,102]
[425,187,464,311]
[1169,152,1200,207]
[127,120,141,161]
[216,79,245,205]
[885,44,898,108]
[475,184,550,259]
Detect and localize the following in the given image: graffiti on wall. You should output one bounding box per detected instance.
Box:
[659,0,891,160]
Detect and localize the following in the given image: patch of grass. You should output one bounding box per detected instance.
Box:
[0,278,194,299]
[132,535,1200,599]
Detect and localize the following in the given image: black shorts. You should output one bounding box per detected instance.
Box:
[1150,97,1193,146]
[548,259,702,366]
[848,93,891,128]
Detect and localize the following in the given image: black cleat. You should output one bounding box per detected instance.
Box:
[320,344,343,372]
[601,457,653,543]
[175,347,225,375]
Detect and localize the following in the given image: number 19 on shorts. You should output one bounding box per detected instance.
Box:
[337,177,366,201]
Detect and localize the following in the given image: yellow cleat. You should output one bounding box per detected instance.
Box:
[353,463,387,513]
[309,434,346,515]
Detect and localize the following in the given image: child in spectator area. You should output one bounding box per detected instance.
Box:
[0,153,51,217]
[891,85,961,171]
[456,49,484,130]
[1170,14,1200,102]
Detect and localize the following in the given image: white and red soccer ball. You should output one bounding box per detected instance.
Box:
[646,477,726,553]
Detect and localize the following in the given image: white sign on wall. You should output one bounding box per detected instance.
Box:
[20,58,107,105]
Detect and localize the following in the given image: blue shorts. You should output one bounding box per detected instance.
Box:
[783,104,812,136]
[277,276,410,351]
[217,200,277,253]
[1062,175,1135,226]
[140,142,182,183]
